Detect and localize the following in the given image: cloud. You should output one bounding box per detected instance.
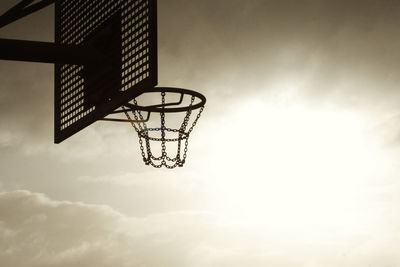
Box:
[78,170,207,192]
[158,0,400,111]
[75,170,213,216]
[0,190,220,267]
[0,190,129,267]
[1,190,400,267]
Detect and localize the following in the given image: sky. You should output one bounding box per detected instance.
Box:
[1,0,400,266]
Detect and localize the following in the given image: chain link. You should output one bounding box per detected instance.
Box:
[123,91,204,168]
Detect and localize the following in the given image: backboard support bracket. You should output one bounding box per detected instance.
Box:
[0,38,101,65]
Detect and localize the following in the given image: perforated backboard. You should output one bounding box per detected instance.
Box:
[54,0,157,143]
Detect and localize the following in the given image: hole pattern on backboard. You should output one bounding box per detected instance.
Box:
[55,0,156,142]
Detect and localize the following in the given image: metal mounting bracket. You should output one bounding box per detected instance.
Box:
[0,38,100,64]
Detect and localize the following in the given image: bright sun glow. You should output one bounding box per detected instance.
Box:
[205,95,387,234]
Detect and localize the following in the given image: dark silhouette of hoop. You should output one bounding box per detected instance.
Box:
[120,87,206,168]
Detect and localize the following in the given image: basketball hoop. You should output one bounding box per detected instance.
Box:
[122,87,206,168]
[0,0,207,167]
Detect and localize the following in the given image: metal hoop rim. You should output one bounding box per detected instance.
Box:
[129,87,206,113]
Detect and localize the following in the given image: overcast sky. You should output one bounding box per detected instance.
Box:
[1,0,400,266]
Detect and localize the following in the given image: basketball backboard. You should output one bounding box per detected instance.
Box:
[54,0,158,143]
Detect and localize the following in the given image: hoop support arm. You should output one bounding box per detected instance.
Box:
[125,94,185,110]
[100,112,150,123]
[106,91,184,117]
[0,38,100,65]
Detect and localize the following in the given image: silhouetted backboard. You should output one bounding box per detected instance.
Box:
[54,0,157,143]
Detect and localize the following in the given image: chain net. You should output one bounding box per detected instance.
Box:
[123,92,204,168]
